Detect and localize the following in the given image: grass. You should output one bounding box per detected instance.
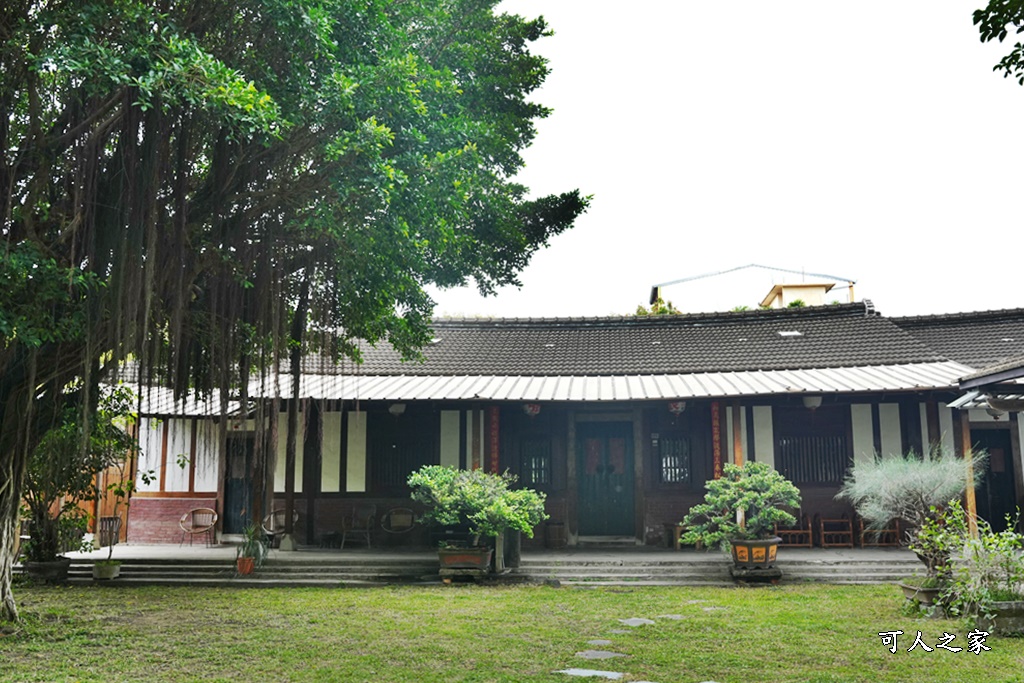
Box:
[1,583,1022,682]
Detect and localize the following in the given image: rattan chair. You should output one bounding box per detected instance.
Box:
[262,509,299,548]
[341,504,377,549]
[179,508,218,546]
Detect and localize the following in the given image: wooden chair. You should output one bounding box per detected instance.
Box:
[817,513,854,548]
[179,508,218,546]
[775,513,813,548]
[262,509,299,548]
[98,516,122,547]
[341,504,377,549]
[858,516,902,547]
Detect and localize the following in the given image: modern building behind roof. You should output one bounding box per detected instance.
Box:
[124,298,1024,549]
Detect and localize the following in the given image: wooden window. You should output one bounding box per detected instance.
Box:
[659,436,691,484]
[520,437,551,487]
[774,405,851,485]
[368,411,437,493]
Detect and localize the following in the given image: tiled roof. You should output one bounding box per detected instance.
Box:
[305,303,945,377]
[892,308,1024,369]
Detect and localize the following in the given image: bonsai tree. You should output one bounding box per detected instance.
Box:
[407,465,547,571]
[836,448,987,579]
[21,390,134,567]
[681,462,802,550]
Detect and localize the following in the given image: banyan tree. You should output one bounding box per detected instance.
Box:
[0,0,586,621]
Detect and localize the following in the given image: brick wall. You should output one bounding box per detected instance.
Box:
[127,497,218,545]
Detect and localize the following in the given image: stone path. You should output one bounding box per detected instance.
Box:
[553,607,722,682]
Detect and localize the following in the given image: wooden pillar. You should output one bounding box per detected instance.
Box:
[958,410,978,538]
[471,408,481,470]
[711,402,723,479]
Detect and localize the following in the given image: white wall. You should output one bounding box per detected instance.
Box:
[193,420,219,492]
[850,404,874,465]
[752,406,774,468]
[136,418,163,492]
[440,410,461,468]
[938,406,955,454]
[321,411,342,493]
[346,410,367,493]
[274,412,304,494]
[878,403,902,457]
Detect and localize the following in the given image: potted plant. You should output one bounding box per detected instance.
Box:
[680,462,801,571]
[836,447,987,607]
[235,524,269,575]
[408,466,547,575]
[21,391,134,583]
[931,501,1024,634]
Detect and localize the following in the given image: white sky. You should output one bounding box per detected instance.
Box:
[428,1,1023,319]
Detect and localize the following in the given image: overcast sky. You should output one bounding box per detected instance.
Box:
[428,1,1023,319]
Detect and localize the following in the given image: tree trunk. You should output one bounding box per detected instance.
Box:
[0,508,19,622]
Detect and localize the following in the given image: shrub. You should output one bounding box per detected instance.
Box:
[680,462,801,549]
[407,466,547,542]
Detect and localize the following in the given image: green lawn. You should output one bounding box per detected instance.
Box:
[1,583,1022,682]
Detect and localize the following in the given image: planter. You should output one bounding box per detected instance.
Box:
[438,547,493,572]
[898,580,942,608]
[729,537,780,570]
[236,557,256,575]
[977,601,1024,635]
[92,561,122,580]
[24,557,72,584]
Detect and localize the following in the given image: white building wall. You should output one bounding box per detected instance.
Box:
[193,420,219,492]
[321,412,342,493]
[752,406,774,468]
[850,404,874,466]
[136,418,163,492]
[163,418,191,492]
[938,407,956,454]
[440,410,461,468]
[345,410,367,493]
[878,403,902,457]
[274,412,304,494]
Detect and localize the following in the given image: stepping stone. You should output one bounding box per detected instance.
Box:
[618,617,655,627]
[576,650,627,660]
[555,669,624,680]
[608,629,630,634]
[702,607,726,612]
[657,614,683,620]
[685,600,707,604]
[587,639,613,646]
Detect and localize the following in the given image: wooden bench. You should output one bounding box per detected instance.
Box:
[816,513,854,548]
[775,513,813,548]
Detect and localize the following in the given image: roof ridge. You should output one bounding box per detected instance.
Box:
[891,307,1024,324]
[430,302,871,328]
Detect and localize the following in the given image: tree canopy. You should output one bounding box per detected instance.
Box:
[0,0,587,621]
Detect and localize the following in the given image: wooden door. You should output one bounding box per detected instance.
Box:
[577,422,634,536]
[973,429,1017,532]
[224,435,254,534]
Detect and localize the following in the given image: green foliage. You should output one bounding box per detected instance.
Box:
[975,1,1024,85]
[786,299,806,308]
[836,448,987,565]
[930,502,1024,622]
[21,390,137,563]
[909,500,971,579]
[635,297,681,316]
[236,524,270,568]
[407,465,547,541]
[680,462,801,548]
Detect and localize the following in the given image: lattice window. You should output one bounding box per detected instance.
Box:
[659,436,691,484]
[521,438,551,487]
[774,405,851,485]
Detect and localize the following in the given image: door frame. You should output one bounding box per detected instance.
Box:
[568,407,645,543]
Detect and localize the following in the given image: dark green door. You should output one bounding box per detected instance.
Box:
[224,435,254,534]
[973,429,1017,532]
[577,422,635,536]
